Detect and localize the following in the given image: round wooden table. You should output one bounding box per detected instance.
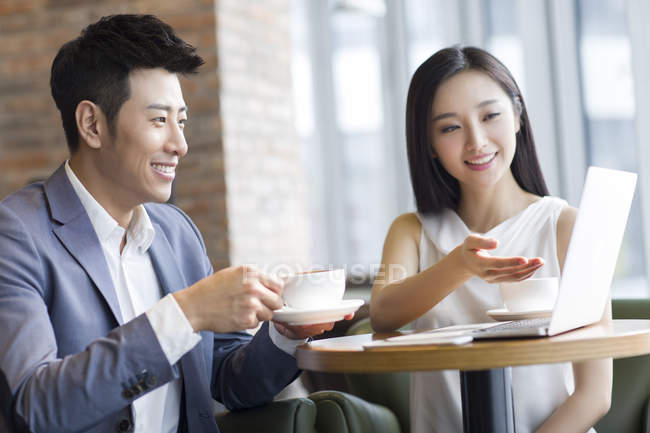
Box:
[296,320,650,433]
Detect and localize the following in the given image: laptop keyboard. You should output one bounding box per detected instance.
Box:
[475,317,551,333]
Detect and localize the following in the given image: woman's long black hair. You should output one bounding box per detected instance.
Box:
[405,46,549,213]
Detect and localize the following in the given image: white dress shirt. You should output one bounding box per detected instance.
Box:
[64,161,304,432]
[65,161,199,433]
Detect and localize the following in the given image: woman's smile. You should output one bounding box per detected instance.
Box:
[465,152,498,171]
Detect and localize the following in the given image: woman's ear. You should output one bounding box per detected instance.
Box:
[75,100,105,150]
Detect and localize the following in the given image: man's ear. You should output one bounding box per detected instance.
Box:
[75,100,105,150]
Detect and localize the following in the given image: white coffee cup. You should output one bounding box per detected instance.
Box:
[281,268,346,310]
[499,277,559,312]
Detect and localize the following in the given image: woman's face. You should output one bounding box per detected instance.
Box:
[429,70,520,192]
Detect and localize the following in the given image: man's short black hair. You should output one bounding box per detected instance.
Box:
[50,14,204,153]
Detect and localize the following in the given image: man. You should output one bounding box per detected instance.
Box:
[0,14,346,433]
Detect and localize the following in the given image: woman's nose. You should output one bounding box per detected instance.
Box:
[465,123,486,151]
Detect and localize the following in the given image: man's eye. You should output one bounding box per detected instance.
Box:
[152,117,166,123]
[179,119,187,128]
[484,112,500,121]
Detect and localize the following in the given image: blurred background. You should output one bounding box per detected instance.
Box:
[1,0,650,299]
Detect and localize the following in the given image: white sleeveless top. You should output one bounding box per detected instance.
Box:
[411,196,594,433]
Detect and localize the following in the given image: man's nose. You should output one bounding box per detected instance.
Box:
[167,123,188,157]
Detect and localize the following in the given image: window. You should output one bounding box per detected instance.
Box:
[576,0,646,296]
[292,0,650,296]
[484,0,525,92]
[291,0,397,280]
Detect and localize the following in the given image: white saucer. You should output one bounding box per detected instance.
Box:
[273,299,365,325]
[487,308,553,321]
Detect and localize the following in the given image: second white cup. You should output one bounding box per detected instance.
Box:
[499,277,559,312]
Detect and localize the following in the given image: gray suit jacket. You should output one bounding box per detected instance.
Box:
[0,165,300,433]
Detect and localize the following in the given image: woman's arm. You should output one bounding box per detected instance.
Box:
[535,206,613,433]
[370,213,544,332]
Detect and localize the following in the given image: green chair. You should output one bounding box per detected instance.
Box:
[215,398,316,433]
[309,318,410,433]
[309,390,401,433]
[595,298,650,433]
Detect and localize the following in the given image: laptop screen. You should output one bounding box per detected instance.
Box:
[548,166,637,336]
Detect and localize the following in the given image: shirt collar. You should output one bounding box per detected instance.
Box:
[64,160,155,253]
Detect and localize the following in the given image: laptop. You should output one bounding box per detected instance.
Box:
[472,166,637,339]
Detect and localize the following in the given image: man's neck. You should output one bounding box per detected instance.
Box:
[68,155,135,229]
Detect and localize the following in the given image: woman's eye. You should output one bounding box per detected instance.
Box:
[179,119,187,128]
[484,112,500,121]
[152,117,166,124]
[441,125,459,134]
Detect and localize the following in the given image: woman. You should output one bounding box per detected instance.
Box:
[370,46,611,433]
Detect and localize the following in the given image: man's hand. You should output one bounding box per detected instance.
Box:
[273,313,355,339]
[173,266,284,333]
[456,234,544,283]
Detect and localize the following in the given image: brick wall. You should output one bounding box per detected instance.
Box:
[0,0,310,270]
[216,0,311,270]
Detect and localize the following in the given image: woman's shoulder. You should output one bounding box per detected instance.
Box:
[384,213,424,250]
[390,212,422,237]
[394,212,421,225]
[556,203,578,240]
[538,195,576,225]
[555,203,578,269]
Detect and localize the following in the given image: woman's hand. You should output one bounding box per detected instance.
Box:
[455,234,544,283]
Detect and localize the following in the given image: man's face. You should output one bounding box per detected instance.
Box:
[94,68,188,210]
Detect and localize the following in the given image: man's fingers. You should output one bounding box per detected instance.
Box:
[256,305,275,322]
[256,272,285,294]
[254,281,284,311]
[299,323,334,334]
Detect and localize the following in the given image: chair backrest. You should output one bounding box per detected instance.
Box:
[344,318,411,433]
[595,298,650,433]
[214,398,316,433]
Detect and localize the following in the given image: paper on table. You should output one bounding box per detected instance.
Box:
[363,334,473,348]
[362,323,501,349]
[388,322,500,340]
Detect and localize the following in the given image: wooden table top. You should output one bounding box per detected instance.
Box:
[296,319,650,373]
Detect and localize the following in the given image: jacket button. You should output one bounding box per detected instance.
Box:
[144,374,157,388]
[116,419,132,432]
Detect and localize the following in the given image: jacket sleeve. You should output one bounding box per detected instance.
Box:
[154,204,303,410]
[210,322,301,410]
[0,204,177,433]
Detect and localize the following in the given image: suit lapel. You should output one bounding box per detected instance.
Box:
[46,164,213,416]
[45,165,124,324]
[148,224,188,297]
[149,224,211,408]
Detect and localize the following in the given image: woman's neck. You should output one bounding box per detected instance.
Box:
[456,172,540,233]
